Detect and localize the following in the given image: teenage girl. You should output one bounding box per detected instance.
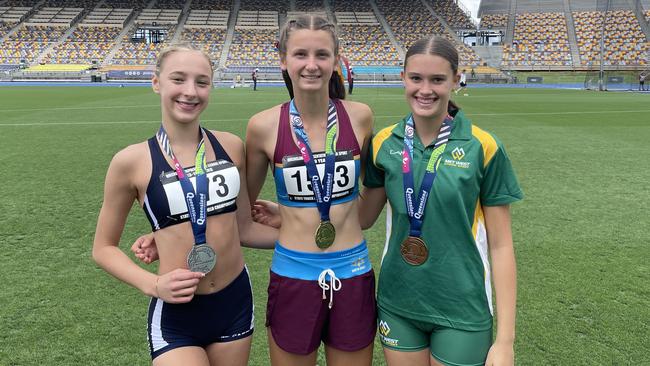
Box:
[361,36,522,366]
[245,15,375,366]
[92,43,277,366]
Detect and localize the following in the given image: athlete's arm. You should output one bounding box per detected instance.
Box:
[221,132,278,249]
[358,186,387,230]
[245,109,274,204]
[483,204,517,366]
[92,146,204,304]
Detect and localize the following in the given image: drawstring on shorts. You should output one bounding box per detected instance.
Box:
[318,269,342,309]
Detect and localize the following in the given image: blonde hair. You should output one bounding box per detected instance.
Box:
[155,42,213,76]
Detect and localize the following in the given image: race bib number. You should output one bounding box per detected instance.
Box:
[281,150,356,202]
[160,160,240,218]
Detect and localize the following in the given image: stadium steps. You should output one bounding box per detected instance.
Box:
[630,3,650,39]
[0,0,44,44]
[369,0,405,60]
[169,1,193,44]
[217,0,240,70]
[504,0,516,44]
[472,45,503,68]
[34,23,82,65]
[563,0,581,67]
[102,12,142,66]
[420,0,484,66]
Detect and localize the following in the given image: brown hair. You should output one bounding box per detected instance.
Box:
[277,14,345,99]
[404,36,460,110]
[404,36,459,75]
[155,42,213,77]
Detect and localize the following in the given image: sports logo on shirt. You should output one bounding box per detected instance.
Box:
[451,147,465,160]
[444,146,471,169]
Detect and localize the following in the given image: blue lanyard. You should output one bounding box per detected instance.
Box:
[289,99,338,222]
[156,125,208,245]
[402,115,452,237]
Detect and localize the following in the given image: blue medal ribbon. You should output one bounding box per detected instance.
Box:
[289,99,338,222]
[402,114,452,237]
[156,125,208,245]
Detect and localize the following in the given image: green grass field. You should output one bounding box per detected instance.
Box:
[1,85,649,365]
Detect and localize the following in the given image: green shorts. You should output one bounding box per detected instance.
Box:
[377,305,492,366]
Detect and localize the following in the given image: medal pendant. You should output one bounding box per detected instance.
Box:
[400,236,428,265]
[315,221,336,249]
[187,243,217,274]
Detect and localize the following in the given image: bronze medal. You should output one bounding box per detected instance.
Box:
[315,221,336,249]
[400,236,428,265]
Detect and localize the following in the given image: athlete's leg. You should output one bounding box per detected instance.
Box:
[205,335,252,366]
[268,329,318,366]
[383,348,430,366]
[153,346,209,366]
[324,343,372,366]
[429,325,492,366]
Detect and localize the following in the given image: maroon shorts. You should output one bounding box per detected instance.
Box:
[266,269,377,355]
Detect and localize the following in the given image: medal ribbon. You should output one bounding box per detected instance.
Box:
[402,114,452,237]
[156,125,209,245]
[289,99,338,222]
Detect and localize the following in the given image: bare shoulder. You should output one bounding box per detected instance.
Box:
[341,100,373,130]
[247,104,282,134]
[208,130,245,163]
[110,141,149,171]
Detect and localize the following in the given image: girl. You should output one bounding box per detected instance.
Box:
[92,43,277,366]
[245,15,375,366]
[362,36,522,366]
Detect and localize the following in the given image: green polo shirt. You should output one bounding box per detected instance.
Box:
[364,109,523,331]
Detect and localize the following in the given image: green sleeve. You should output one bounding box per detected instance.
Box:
[363,138,385,188]
[480,141,523,206]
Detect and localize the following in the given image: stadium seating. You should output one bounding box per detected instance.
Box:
[0,0,644,73]
[502,12,572,66]
[0,25,65,64]
[339,25,400,66]
[480,13,508,28]
[44,27,120,64]
[227,29,279,67]
[331,0,372,12]
[429,0,474,29]
[375,0,481,66]
[295,0,325,12]
[179,27,227,63]
[573,10,647,66]
[240,0,288,12]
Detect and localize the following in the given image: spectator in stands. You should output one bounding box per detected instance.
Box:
[361,35,521,366]
[246,14,376,366]
[348,67,355,95]
[252,68,259,91]
[639,72,646,91]
[471,67,476,78]
[94,43,277,366]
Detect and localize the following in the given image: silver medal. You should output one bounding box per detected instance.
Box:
[187,243,217,274]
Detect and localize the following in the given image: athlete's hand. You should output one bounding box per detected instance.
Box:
[485,339,514,366]
[131,233,159,264]
[154,269,205,303]
[252,199,282,228]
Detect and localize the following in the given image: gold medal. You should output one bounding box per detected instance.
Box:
[400,236,428,265]
[315,221,336,249]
